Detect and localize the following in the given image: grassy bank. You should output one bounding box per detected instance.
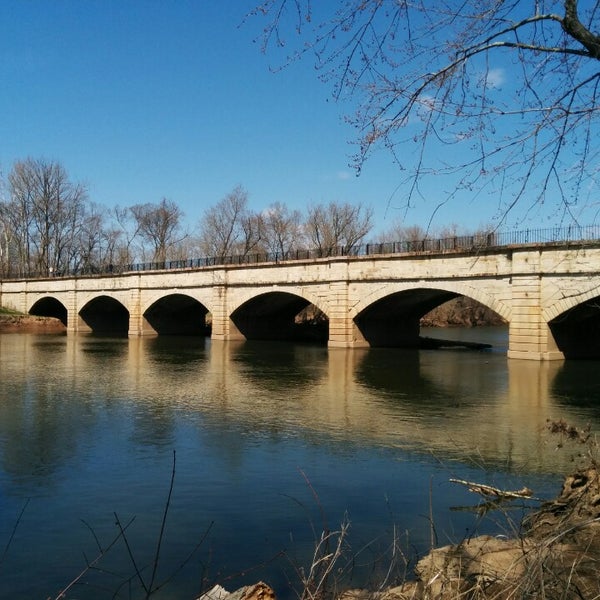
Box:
[0,306,24,315]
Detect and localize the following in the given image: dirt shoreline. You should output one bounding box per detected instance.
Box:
[0,314,66,334]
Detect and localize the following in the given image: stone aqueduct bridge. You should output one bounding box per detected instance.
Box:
[2,242,600,360]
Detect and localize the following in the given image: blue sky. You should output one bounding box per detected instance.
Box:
[1,1,591,237]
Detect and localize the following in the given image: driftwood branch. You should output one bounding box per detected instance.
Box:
[449,478,534,500]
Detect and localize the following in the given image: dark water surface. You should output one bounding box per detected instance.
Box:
[0,328,598,599]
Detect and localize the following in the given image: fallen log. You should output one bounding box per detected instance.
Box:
[449,478,534,499]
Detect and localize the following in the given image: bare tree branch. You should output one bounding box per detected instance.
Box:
[251,1,600,225]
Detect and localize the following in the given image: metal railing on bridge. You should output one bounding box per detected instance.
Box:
[4,224,600,280]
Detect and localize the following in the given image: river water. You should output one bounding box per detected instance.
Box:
[0,328,598,599]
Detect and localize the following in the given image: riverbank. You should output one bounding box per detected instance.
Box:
[209,463,600,600]
[420,296,506,327]
[358,464,600,600]
[0,311,65,333]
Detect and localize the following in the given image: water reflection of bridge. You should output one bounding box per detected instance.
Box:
[0,334,587,484]
[124,338,580,475]
[3,240,600,359]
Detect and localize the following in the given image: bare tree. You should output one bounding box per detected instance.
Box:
[262,201,304,257]
[4,162,38,275]
[5,158,88,276]
[0,176,14,277]
[239,211,265,257]
[109,205,144,266]
[199,186,264,260]
[304,201,373,256]
[73,203,123,273]
[379,220,428,244]
[130,198,186,264]
[251,1,600,224]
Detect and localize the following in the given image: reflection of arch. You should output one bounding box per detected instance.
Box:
[354,346,491,414]
[230,341,325,391]
[231,291,329,342]
[79,295,129,335]
[354,285,507,347]
[29,296,68,326]
[143,335,209,365]
[143,293,210,336]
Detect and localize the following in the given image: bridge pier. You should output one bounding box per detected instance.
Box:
[66,298,78,333]
[328,281,369,348]
[128,315,156,336]
[506,268,564,361]
[211,318,245,341]
[127,287,157,335]
[210,285,245,341]
[508,320,563,361]
[328,316,369,348]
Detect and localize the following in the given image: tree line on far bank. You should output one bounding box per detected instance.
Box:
[0,158,478,278]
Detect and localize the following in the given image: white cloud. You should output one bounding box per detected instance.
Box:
[485,68,505,89]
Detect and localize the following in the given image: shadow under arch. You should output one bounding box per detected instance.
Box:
[231,291,328,343]
[353,346,490,412]
[354,346,436,397]
[549,296,600,359]
[144,293,210,336]
[355,288,458,347]
[79,295,129,335]
[29,296,68,326]
[551,359,600,416]
[355,288,505,349]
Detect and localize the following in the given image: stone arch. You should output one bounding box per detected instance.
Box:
[78,294,129,335]
[542,280,600,323]
[227,286,330,317]
[142,292,211,336]
[351,281,511,323]
[543,282,600,359]
[351,282,510,348]
[141,289,216,317]
[29,296,68,326]
[229,288,331,342]
[76,290,131,311]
